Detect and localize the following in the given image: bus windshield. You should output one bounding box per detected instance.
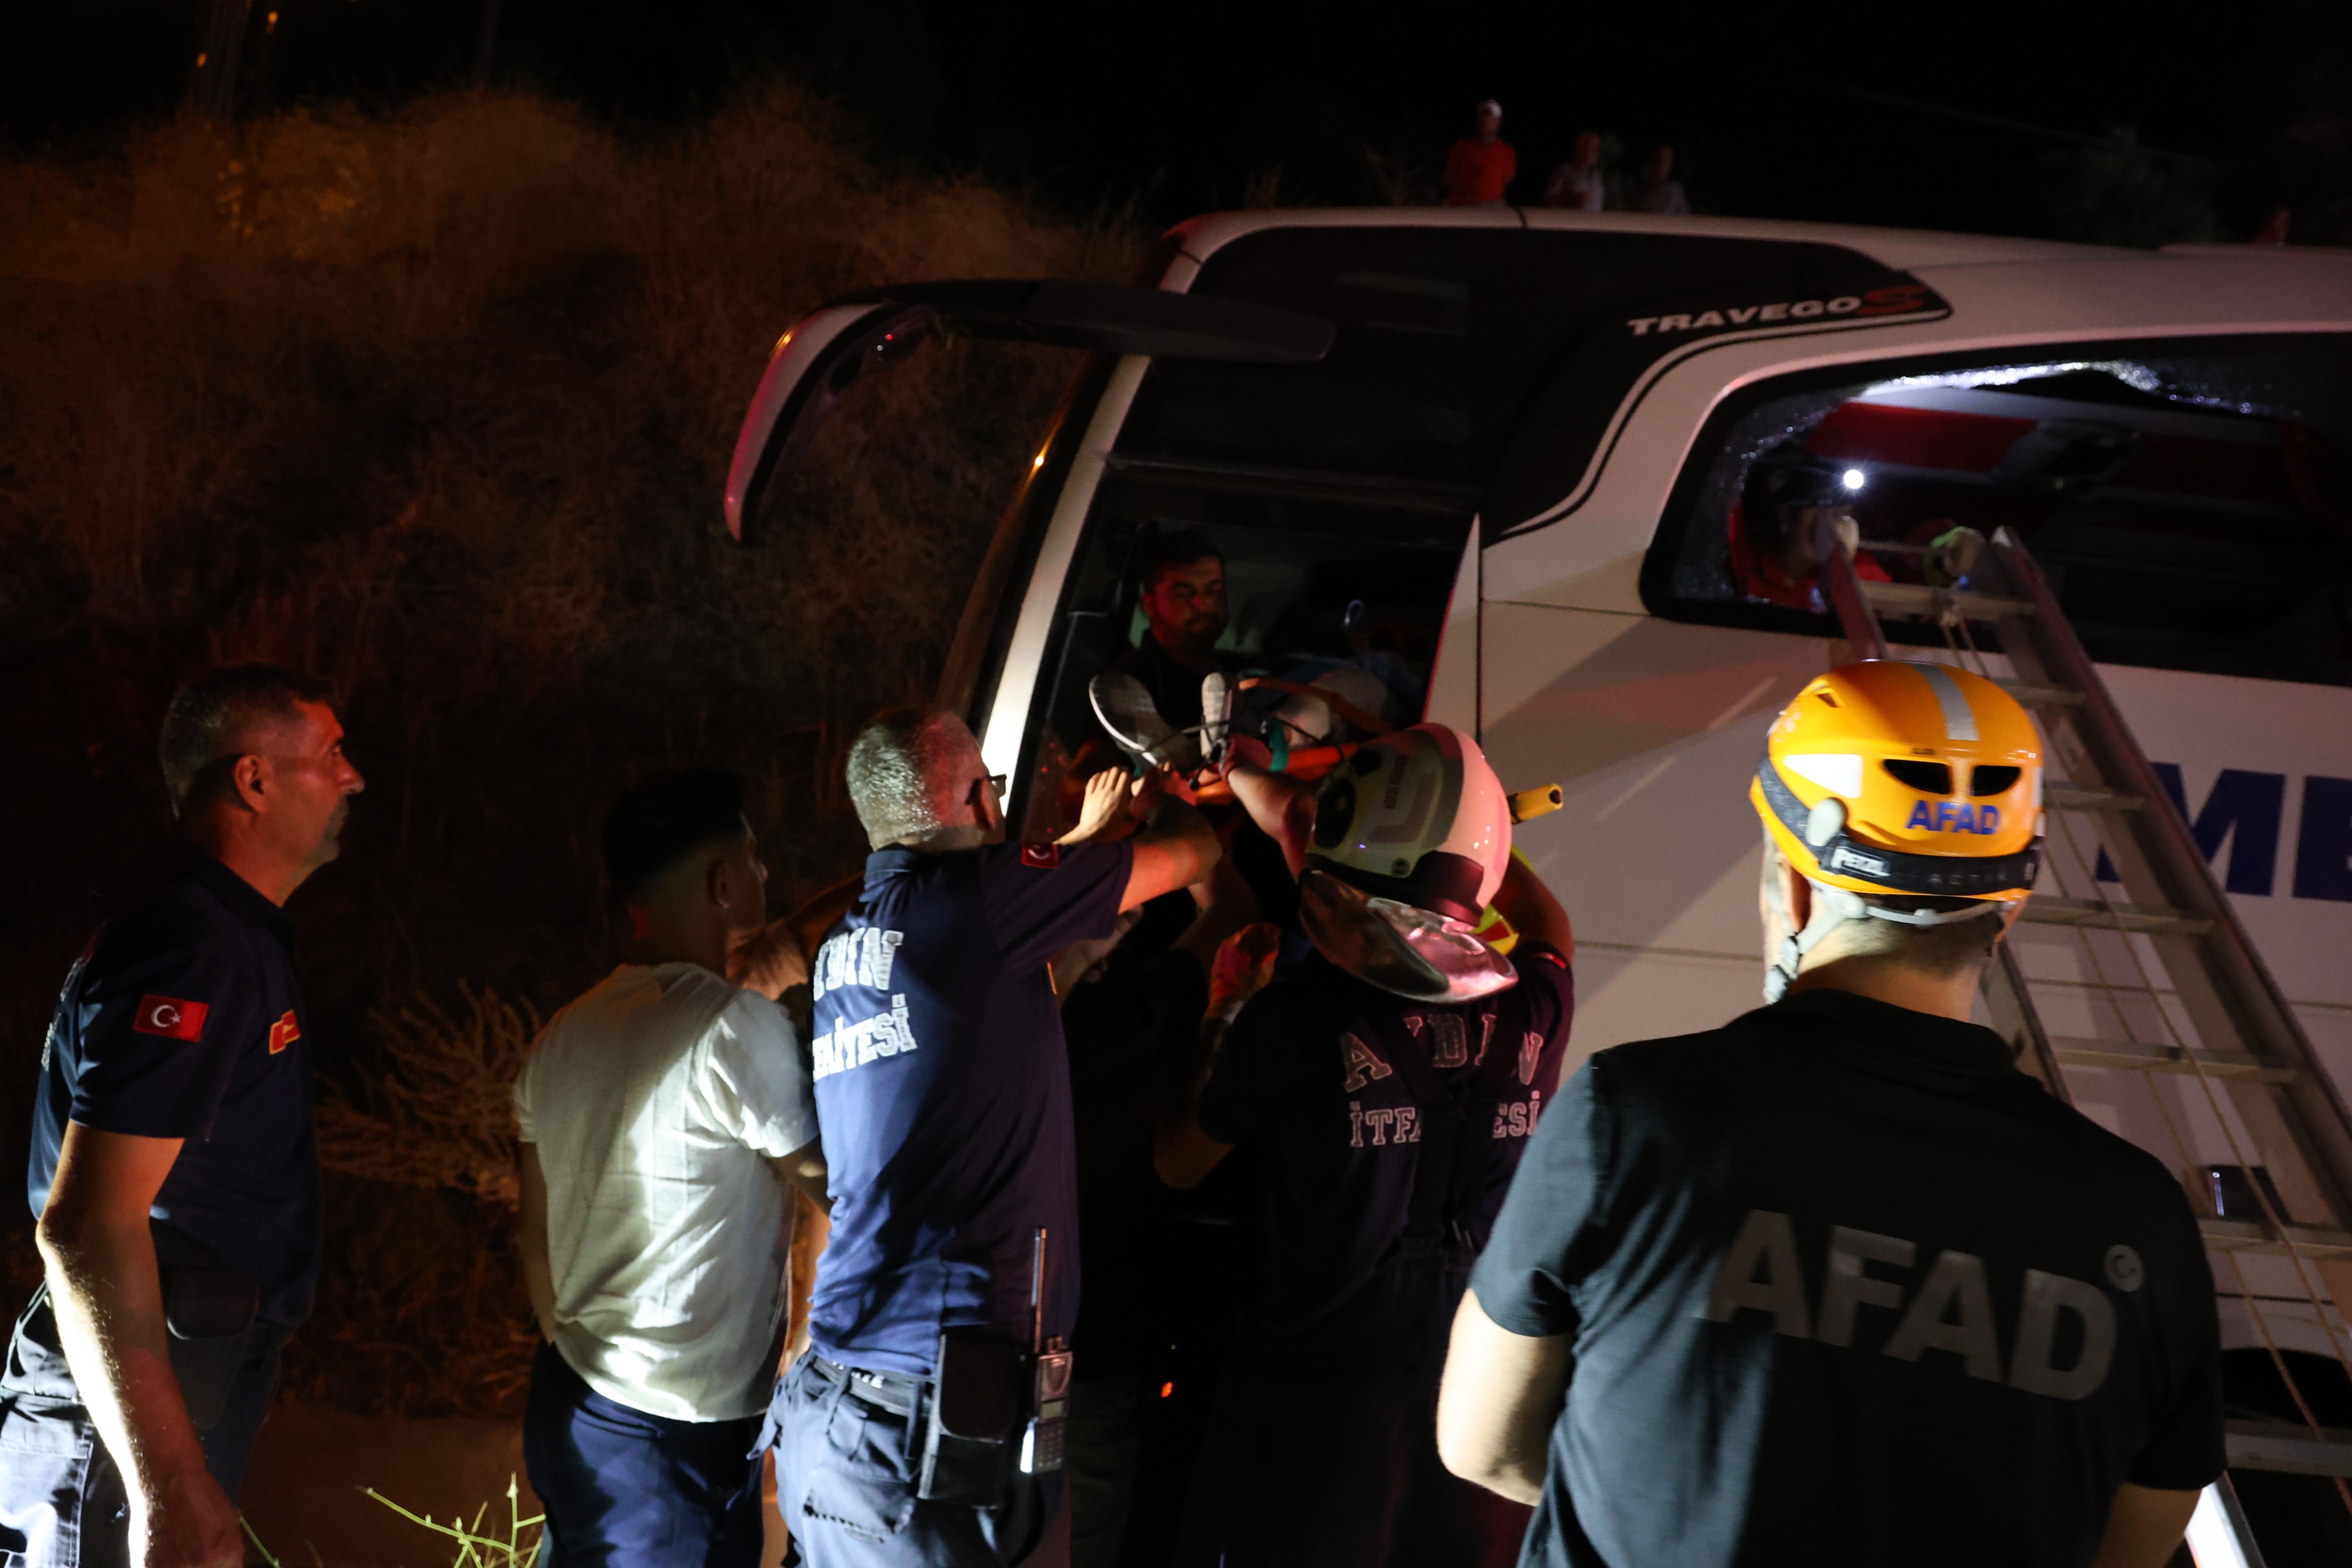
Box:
[1014,472,1471,844]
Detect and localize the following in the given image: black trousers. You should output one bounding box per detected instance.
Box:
[0,1283,283,1568]
[1177,1252,1531,1568]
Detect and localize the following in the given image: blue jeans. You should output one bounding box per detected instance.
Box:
[0,1283,282,1568]
[762,1357,1058,1567]
[522,1341,766,1568]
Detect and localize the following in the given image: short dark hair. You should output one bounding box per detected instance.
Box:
[602,769,751,903]
[1132,529,1223,594]
[158,663,337,818]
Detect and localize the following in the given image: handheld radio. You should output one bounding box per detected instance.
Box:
[1017,1226,1073,1475]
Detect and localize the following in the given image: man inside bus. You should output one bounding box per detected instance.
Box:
[1110,528,1233,737]
[1436,661,2224,1568]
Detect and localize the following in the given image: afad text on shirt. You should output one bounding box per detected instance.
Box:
[1704,1207,2132,1401]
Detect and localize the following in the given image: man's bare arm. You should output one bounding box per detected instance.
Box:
[2090,1482,2202,1568]
[1436,1285,1573,1505]
[1221,763,1315,876]
[37,1122,241,1568]
[1122,797,1220,912]
[1154,1111,1233,1191]
[766,1134,832,1213]
[1153,923,1280,1190]
[518,1143,559,1344]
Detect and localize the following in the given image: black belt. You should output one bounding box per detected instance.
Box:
[808,1353,922,1419]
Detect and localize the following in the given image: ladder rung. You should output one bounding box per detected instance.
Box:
[2200,1217,2352,1256]
[2044,782,2144,811]
[2020,897,2213,936]
[2227,1419,2352,1477]
[1994,679,2084,708]
[2049,1037,2298,1084]
[1856,580,2039,620]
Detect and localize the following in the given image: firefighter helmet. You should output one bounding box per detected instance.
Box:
[1298,723,1517,1002]
[1750,660,2044,905]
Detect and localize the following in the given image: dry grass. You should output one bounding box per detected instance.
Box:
[315,986,540,1211]
[0,84,1136,1416]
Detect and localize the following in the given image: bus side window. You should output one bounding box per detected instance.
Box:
[1644,343,2352,691]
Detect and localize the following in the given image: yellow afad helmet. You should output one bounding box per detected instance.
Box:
[1749,661,2044,904]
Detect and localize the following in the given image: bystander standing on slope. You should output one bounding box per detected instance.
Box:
[1636,145,1691,214]
[1542,130,1607,211]
[1446,100,1516,207]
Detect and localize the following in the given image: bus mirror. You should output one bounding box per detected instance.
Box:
[724,280,1333,544]
[724,301,937,544]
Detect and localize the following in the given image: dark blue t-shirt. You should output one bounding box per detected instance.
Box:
[1198,944,1574,1337]
[806,837,1133,1378]
[1470,989,2224,1568]
[28,852,322,1328]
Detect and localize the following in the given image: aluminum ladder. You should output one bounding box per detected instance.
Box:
[1819,525,2352,1564]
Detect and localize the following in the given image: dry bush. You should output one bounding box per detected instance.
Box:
[0,83,1139,1416]
[316,986,540,1211]
[279,1171,544,1417]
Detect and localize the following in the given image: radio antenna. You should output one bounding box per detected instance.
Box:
[1030,1227,1047,1354]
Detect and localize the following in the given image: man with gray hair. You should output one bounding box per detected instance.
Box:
[761,705,1217,1566]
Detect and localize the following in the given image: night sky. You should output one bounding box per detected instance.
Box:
[7,1,2348,239]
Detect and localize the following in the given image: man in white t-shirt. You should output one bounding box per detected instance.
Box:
[1541,130,1607,212]
[515,768,828,1568]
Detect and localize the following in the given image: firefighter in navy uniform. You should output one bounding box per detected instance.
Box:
[0,665,362,1568]
[1157,723,1576,1568]
[1437,661,2227,1568]
[759,705,1219,1568]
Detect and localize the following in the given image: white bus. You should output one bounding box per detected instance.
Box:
[730,209,2352,1537]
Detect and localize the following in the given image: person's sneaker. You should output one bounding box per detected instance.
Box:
[1200,671,1235,767]
[1089,671,1183,766]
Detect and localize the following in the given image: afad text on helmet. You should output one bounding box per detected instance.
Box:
[1909,800,2003,835]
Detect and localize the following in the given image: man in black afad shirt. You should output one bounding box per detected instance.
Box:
[1438,661,2224,1568]
[1,665,362,1568]
[1159,723,1576,1567]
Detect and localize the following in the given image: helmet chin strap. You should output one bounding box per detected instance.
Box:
[1762,877,2004,1002]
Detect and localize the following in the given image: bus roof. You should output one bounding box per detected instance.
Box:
[1167,207,2352,291]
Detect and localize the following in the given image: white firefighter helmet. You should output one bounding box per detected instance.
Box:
[1298,723,1517,1002]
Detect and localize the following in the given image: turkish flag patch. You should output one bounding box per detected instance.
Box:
[1020,841,1061,869]
[131,995,210,1041]
[268,1010,302,1054]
